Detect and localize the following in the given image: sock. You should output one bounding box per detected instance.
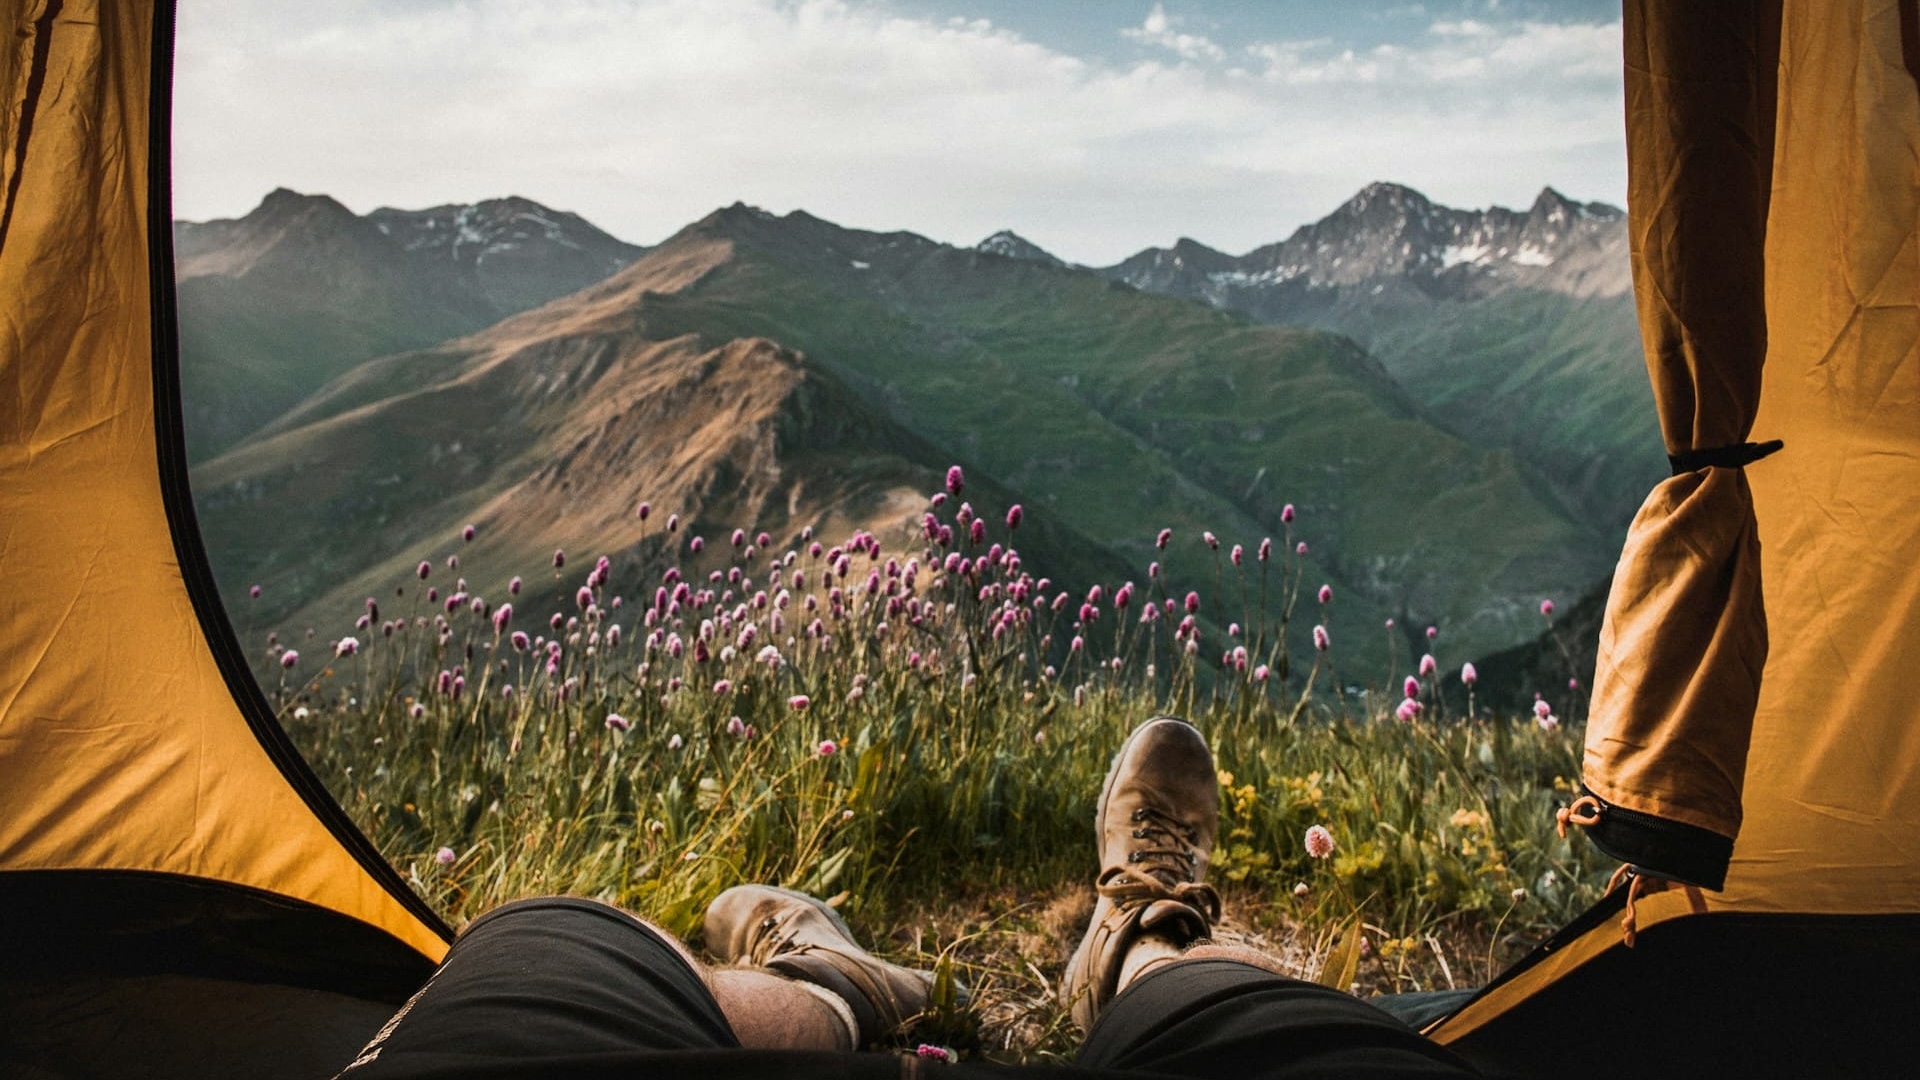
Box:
[792,977,861,1050]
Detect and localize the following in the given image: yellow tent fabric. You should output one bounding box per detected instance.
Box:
[1727,0,1920,913]
[0,0,446,965]
[1432,1,1920,1068]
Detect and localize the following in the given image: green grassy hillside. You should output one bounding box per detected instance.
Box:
[632,209,1611,663]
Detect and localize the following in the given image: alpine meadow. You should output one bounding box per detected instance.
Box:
[181,180,1643,1058]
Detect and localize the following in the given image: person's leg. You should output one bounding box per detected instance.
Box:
[1061,717,1480,1079]
[1059,716,1223,1030]
[1077,955,1479,1079]
[704,883,956,1047]
[335,896,854,1080]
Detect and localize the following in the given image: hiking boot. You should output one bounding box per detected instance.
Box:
[704,884,949,1045]
[1061,715,1222,1031]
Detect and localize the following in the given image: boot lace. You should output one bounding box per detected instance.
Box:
[1123,805,1202,884]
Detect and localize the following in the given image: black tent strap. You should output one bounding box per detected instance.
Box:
[1571,784,1733,890]
[1668,439,1784,475]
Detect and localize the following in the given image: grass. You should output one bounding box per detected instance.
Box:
[272,478,1610,1062]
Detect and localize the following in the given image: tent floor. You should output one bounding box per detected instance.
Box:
[1,975,394,1080]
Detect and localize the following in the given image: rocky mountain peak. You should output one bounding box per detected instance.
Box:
[975,230,1064,267]
[1334,181,1437,226]
[365,196,642,272]
[255,187,356,221]
[1102,180,1631,306]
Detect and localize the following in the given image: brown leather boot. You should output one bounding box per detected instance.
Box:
[1061,715,1222,1031]
[704,885,950,1045]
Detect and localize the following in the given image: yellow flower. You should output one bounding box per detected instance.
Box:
[1448,808,1489,831]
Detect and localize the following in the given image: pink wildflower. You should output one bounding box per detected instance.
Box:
[492,604,513,634]
[1396,697,1422,722]
[789,694,811,712]
[334,637,359,658]
[946,465,965,495]
[1156,528,1172,550]
[1425,625,1438,640]
[1231,543,1244,566]
[462,524,476,543]
[1296,541,1308,556]
[435,847,456,866]
[1461,662,1478,686]
[637,502,651,521]
[817,738,836,756]
[553,549,566,569]
[726,716,747,737]
[667,514,680,532]
[417,561,432,580]
[690,537,705,554]
[1304,824,1335,859]
[280,650,299,669]
[713,679,732,695]
[1202,531,1219,550]
[1317,584,1333,605]
[249,584,262,599]
[509,575,522,595]
[1258,538,1272,562]
[1312,624,1330,651]
[1281,504,1296,524]
[511,630,531,652]
[1419,653,1437,677]
[1006,504,1023,529]
[1540,599,1556,617]
[1184,591,1201,615]
[605,713,631,732]
[1405,675,1422,699]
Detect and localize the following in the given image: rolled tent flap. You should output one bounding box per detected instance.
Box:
[0,0,448,987]
[1574,0,1785,890]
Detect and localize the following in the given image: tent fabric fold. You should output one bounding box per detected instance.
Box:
[1576,0,1785,889]
[0,0,448,980]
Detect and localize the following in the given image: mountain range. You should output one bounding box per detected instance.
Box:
[1008,183,1655,528]
[175,190,646,460]
[180,184,1654,691]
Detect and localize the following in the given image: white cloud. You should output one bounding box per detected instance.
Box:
[1121,3,1226,63]
[171,0,1625,266]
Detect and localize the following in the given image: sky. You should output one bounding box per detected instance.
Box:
[172,0,1627,267]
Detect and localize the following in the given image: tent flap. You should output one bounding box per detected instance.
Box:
[1576,0,1784,890]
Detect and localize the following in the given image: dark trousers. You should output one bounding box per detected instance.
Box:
[336,898,1477,1080]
